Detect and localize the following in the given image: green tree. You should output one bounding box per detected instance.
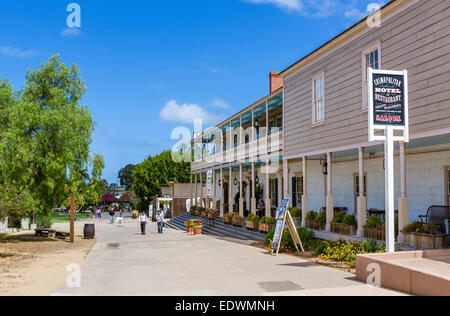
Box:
[132,150,190,210]
[0,55,95,217]
[118,164,136,190]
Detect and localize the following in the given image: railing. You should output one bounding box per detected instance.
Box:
[192,209,220,228]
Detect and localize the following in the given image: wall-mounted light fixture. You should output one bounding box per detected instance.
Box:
[255,176,260,184]
[218,180,222,187]
[234,178,238,186]
[322,162,328,175]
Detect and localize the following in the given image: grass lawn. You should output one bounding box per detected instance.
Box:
[50,213,91,223]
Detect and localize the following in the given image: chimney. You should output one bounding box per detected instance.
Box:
[269,71,283,94]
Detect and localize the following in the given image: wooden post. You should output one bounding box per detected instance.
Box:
[70,196,75,244]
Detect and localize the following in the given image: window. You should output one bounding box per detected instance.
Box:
[292,176,303,208]
[362,42,381,108]
[354,173,367,211]
[270,178,279,208]
[312,72,325,124]
[446,167,450,206]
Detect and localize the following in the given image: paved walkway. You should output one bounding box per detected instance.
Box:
[52,217,407,296]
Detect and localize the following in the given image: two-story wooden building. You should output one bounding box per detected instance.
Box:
[190,0,449,238]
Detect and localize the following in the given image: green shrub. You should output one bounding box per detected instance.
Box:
[260,216,267,224]
[343,214,357,226]
[296,227,317,251]
[332,212,345,224]
[361,239,382,253]
[306,210,317,220]
[403,221,436,234]
[315,211,326,223]
[36,215,53,229]
[366,215,382,228]
[290,208,302,218]
[251,215,260,222]
[266,217,277,225]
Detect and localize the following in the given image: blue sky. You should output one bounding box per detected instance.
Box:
[0,0,387,183]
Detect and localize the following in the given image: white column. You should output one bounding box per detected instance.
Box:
[251,162,256,214]
[398,141,409,241]
[265,160,271,218]
[212,170,216,211]
[229,167,233,214]
[200,171,203,208]
[220,168,224,217]
[283,159,289,197]
[326,152,334,231]
[357,148,367,237]
[194,173,198,207]
[239,164,244,217]
[302,157,309,227]
[385,126,395,253]
[190,174,193,212]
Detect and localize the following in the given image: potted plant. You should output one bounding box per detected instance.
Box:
[400,222,448,249]
[192,221,204,235]
[259,216,276,234]
[305,210,326,231]
[289,207,302,227]
[199,207,207,218]
[246,214,260,231]
[364,215,384,241]
[330,213,357,236]
[224,213,234,225]
[232,214,245,227]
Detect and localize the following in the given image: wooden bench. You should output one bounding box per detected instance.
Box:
[35,229,56,238]
[419,205,450,233]
[55,231,70,240]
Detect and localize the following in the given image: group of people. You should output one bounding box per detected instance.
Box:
[138,210,164,235]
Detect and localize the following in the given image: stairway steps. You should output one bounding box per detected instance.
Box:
[166,214,264,241]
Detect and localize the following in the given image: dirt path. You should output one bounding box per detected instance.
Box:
[0,231,96,296]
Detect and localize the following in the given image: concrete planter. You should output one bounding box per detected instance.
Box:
[400,232,449,250]
[246,221,259,231]
[306,219,326,231]
[330,222,357,236]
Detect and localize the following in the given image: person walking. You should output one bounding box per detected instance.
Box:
[156,211,164,234]
[97,208,102,219]
[139,211,148,235]
[109,207,115,224]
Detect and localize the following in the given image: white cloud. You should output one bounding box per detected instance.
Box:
[160,100,225,125]
[245,0,389,19]
[61,27,83,38]
[0,46,36,58]
[245,0,302,12]
[210,98,232,110]
[201,62,220,74]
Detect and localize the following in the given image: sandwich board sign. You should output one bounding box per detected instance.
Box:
[368,68,409,253]
[271,196,305,256]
